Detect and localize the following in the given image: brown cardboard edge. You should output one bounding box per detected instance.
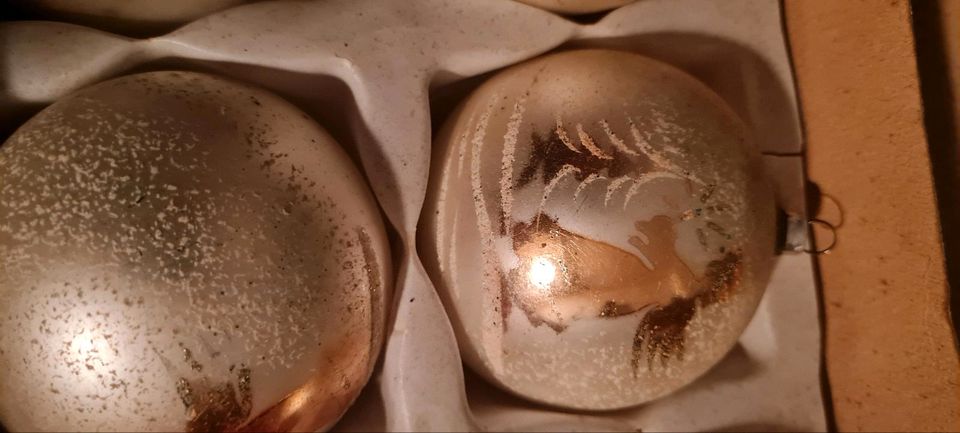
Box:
[913,0,960,344]
[785,0,960,431]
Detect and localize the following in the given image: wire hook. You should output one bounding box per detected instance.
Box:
[804,217,837,255]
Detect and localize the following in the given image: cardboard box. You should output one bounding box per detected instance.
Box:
[785,1,960,431]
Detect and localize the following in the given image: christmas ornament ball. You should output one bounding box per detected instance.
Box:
[0,71,391,432]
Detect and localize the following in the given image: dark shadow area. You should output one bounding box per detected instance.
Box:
[0,21,48,141]
[0,0,28,21]
[0,4,10,422]
[912,0,960,341]
[464,366,539,413]
[0,0,169,36]
[508,1,614,25]
[331,372,387,432]
[565,9,612,25]
[0,5,26,143]
[0,0,263,38]
[429,70,496,136]
[696,342,765,384]
[0,100,42,144]
[809,234,836,433]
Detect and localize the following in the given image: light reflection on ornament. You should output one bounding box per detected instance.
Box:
[68,327,116,377]
[528,256,557,289]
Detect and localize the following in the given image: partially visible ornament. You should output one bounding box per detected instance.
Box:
[422,49,776,410]
[0,71,391,432]
[514,0,637,14]
[11,0,250,34]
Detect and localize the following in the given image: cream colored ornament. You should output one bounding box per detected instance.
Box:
[422,49,776,410]
[0,71,391,432]
[514,0,637,14]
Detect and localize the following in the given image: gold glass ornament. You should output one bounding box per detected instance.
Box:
[0,71,391,432]
[422,49,776,410]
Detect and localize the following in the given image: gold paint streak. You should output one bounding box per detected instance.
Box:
[508,215,696,329]
[238,334,370,432]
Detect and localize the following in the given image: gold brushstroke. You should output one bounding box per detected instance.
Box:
[507,214,697,330]
[237,335,370,432]
[505,213,742,371]
[631,252,741,371]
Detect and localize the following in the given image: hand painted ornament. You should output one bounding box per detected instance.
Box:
[422,49,776,410]
[514,0,637,14]
[0,71,391,432]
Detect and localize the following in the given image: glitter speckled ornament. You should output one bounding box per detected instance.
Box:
[0,71,391,431]
[422,49,775,410]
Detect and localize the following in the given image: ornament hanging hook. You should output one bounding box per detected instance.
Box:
[804,217,837,255]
